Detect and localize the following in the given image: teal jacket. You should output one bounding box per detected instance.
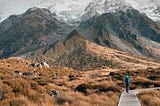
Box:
[124,74,130,84]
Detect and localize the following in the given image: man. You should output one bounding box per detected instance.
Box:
[124,74,130,93]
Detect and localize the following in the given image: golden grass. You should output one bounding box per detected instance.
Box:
[0,58,160,106]
[55,91,119,106]
[137,90,160,106]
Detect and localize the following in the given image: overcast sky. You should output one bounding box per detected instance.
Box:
[0,0,159,22]
[0,0,44,21]
[0,0,93,21]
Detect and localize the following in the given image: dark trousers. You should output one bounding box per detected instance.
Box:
[125,84,129,93]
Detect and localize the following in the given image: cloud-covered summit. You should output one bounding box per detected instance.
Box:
[0,0,160,22]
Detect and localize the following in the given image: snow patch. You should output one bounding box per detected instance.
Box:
[82,0,132,20]
[0,0,160,22]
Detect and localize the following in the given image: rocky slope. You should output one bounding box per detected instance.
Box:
[82,0,160,22]
[79,9,160,57]
[0,7,160,69]
[0,8,73,58]
[126,0,160,21]
[26,29,160,70]
[82,0,131,21]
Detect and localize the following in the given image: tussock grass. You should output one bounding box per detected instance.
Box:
[0,58,160,106]
[55,91,119,106]
[138,90,160,106]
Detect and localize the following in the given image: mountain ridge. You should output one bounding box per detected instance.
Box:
[79,8,160,58]
[1,0,160,22]
[26,29,160,70]
[0,7,160,70]
[0,8,73,58]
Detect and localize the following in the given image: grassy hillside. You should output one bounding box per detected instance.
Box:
[27,30,160,71]
[0,58,160,106]
[138,90,160,106]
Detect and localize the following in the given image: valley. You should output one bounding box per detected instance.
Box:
[0,58,160,106]
[0,0,160,106]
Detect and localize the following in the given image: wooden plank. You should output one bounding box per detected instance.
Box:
[118,91,141,106]
[118,87,160,106]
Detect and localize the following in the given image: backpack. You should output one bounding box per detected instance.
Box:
[125,77,129,84]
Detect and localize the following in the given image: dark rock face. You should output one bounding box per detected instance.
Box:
[27,29,121,70]
[27,29,87,70]
[0,8,72,58]
[0,7,160,70]
[79,9,160,57]
[157,21,160,27]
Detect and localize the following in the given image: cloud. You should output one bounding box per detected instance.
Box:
[0,0,43,21]
[0,0,93,22]
[0,0,159,22]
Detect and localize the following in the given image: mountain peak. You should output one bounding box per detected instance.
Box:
[66,29,85,40]
[0,7,72,58]
[82,0,132,20]
[24,7,56,18]
[0,0,160,22]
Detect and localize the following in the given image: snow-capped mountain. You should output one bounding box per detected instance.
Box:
[0,7,160,59]
[82,0,132,20]
[37,0,93,22]
[0,0,160,22]
[126,0,160,21]
[0,7,75,58]
[0,0,93,23]
[83,0,160,21]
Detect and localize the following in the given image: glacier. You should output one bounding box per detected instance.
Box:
[0,0,160,22]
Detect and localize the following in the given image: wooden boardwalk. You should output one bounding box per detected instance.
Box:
[118,90,141,106]
[118,87,160,106]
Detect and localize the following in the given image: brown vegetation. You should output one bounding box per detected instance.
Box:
[137,90,160,106]
[0,58,160,106]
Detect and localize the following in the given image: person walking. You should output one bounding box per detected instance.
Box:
[124,74,130,93]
